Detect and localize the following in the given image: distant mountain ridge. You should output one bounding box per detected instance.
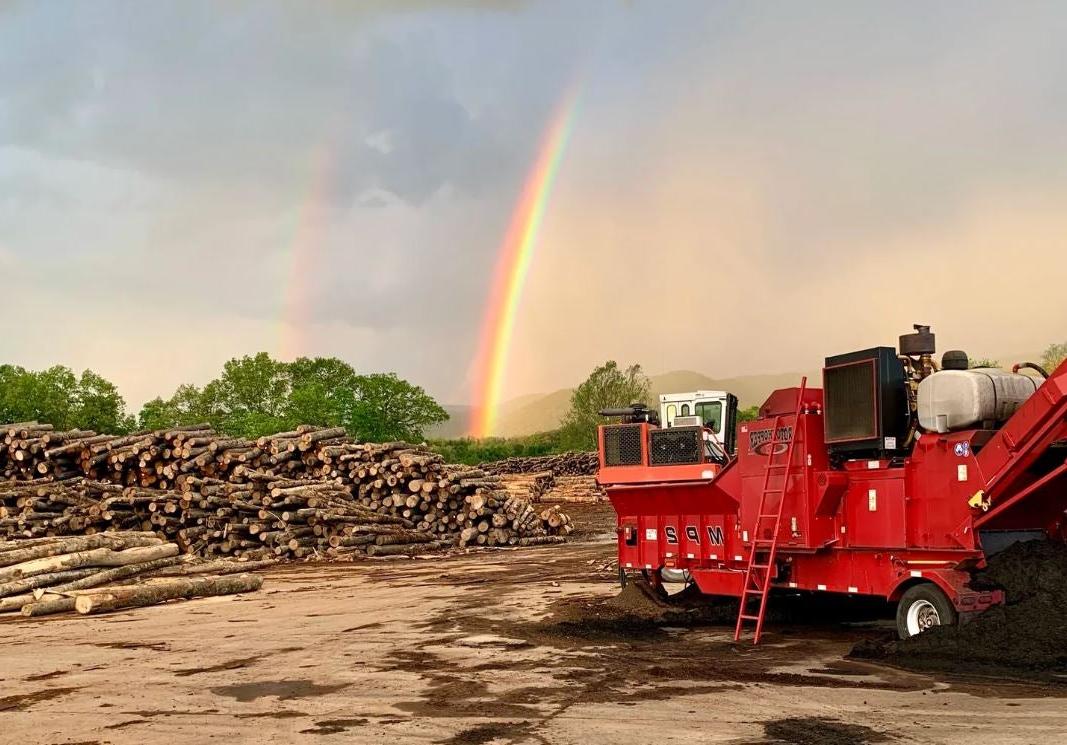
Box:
[427,348,1041,439]
[427,368,815,439]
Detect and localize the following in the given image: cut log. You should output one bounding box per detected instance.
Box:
[75,573,263,615]
[0,567,100,599]
[0,533,162,569]
[33,555,185,597]
[0,544,179,583]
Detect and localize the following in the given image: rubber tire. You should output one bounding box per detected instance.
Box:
[896,584,957,640]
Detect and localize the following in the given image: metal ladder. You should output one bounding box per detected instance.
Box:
[734,377,807,645]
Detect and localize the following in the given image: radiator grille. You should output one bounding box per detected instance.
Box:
[602,425,643,466]
[649,427,702,465]
[825,361,877,442]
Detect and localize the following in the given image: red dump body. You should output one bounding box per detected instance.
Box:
[598,359,1067,614]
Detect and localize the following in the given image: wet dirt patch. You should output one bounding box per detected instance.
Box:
[234,710,310,719]
[172,655,264,676]
[438,721,535,744]
[342,622,383,633]
[806,661,879,677]
[24,669,68,682]
[123,709,220,717]
[0,687,82,712]
[761,717,890,745]
[299,718,369,735]
[210,679,349,702]
[104,719,146,730]
[378,572,933,730]
[92,641,169,652]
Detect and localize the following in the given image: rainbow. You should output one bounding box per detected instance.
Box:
[279,144,334,360]
[469,89,580,438]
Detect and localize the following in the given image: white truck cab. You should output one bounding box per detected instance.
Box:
[659,390,739,453]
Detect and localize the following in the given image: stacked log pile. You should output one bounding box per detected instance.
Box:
[0,532,264,618]
[497,472,555,503]
[480,452,604,503]
[0,423,572,560]
[480,451,599,477]
[542,475,605,504]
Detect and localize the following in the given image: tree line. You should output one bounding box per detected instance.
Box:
[3,342,1064,455]
[0,353,448,443]
[550,342,1067,451]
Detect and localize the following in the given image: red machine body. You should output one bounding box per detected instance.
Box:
[598,359,1067,621]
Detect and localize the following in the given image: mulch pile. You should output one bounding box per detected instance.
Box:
[851,540,1067,680]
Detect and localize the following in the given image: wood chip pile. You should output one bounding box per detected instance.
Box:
[0,422,572,561]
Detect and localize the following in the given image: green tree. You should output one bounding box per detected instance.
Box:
[558,361,651,450]
[968,358,1000,369]
[1042,342,1067,373]
[0,364,131,432]
[429,431,563,465]
[72,370,133,433]
[350,373,448,442]
[138,384,207,431]
[202,353,292,437]
[0,364,28,424]
[286,357,360,428]
[737,405,761,423]
[136,354,448,442]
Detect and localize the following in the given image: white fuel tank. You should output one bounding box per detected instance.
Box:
[918,369,1041,433]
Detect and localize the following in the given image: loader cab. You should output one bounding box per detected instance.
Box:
[659,391,739,453]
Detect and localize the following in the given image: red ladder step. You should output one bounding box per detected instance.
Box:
[734,377,807,645]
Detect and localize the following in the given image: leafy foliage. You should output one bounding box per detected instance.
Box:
[429,431,564,465]
[558,361,651,450]
[737,405,761,423]
[1042,342,1067,373]
[137,354,448,442]
[0,364,133,433]
[968,358,1000,369]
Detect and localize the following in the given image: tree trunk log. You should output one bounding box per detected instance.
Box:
[74,573,263,615]
[0,544,179,582]
[0,533,162,569]
[33,555,184,597]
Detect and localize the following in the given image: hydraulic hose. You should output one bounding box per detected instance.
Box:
[1013,362,1050,380]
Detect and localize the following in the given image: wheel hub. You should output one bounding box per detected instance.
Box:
[907,599,941,636]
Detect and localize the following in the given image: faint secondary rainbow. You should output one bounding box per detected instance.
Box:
[469,88,581,438]
[279,145,334,360]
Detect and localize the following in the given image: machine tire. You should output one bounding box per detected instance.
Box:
[896,584,957,640]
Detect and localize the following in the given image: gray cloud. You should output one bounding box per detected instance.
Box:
[2,1,1065,414]
[0,3,523,206]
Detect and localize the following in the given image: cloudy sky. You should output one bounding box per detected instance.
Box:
[2,1,1066,420]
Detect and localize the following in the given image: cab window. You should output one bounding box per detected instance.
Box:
[680,404,691,416]
[665,404,677,425]
[695,401,722,433]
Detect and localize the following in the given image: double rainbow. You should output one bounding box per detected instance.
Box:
[469,90,580,438]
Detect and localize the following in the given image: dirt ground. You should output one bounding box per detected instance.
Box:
[2,504,1066,745]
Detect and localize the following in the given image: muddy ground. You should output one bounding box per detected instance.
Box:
[2,504,1066,744]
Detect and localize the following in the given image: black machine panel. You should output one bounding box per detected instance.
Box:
[649,427,703,465]
[602,425,643,466]
[823,346,908,457]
